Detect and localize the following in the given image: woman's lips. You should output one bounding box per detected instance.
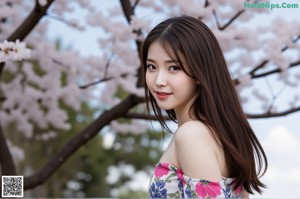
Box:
[155,91,172,100]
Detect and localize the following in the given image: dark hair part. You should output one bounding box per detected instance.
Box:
[141,15,267,194]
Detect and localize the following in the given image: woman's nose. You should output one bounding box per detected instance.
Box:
[155,70,167,87]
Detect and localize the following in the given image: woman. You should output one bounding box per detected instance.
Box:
[141,16,267,198]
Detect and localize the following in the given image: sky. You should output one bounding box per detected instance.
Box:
[46,0,300,197]
[244,1,300,197]
[250,113,300,198]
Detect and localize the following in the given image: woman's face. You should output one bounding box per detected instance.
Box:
[145,40,197,114]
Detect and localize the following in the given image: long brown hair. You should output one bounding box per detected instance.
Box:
[141,16,267,194]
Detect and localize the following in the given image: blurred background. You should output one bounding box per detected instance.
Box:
[0,0,299,198]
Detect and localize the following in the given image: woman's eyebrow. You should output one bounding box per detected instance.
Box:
[146,58,156,63]
[146,58,179,64]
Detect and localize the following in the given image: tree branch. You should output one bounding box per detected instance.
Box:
[252,60,300,79]
[8,0,55,42]
[204,0,209,7]
[24,94,144,190]
[103,54,114,80]
[132,0,140,10]
[0,123,17,175]
[119,0,143,88]
[52,57,130,89]
[282,35,300,52]
[246,106,300,118]
[233,59,300,85]
[0,0,55,177]
[0,96,6,102]
[120,0,133,24]
[264,78,286,113]
[79,73,131,89]
[213,9,245,31]
[249,35,300,76]
[0,0,55,81]
[45,14,83,30]
[249,60,268,76]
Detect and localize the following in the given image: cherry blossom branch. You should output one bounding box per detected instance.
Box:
[249,60,268,76]
[233,59,300,85]
[103,54,114,80]
[0,0,55,79]
[213,9,245,31]
[120,0,134,25]
[132,0,140,10]
[265,78,286,113]
[79,73,130,89]
[45,14,83,30]
[0,0,55,177]
[24,94,144,190]
[0,96,6,101]
[7,0,55,42]
[282,35,300,51]
[249,35,300,76]
[252,60,300,79]
[0,40,31,63]
[52,56,127,89]
[119,0,143,87]
[204,0,209,7]
[246,106,300,118]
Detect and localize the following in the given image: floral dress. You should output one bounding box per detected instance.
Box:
[148,162,242,198]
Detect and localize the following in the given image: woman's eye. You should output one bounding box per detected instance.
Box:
[169,66,181,71]
[146,64,156,71]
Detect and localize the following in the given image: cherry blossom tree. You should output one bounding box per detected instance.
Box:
[0,0,299,193]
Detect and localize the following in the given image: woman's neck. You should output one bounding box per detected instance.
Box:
[175,107,196,127]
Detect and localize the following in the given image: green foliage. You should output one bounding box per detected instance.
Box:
[65,128,165,198]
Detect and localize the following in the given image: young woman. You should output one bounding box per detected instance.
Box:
[141,16,268,198]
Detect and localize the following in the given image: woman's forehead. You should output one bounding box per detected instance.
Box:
[148,40,185,62]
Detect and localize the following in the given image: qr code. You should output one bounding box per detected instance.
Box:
[2,176,23,197]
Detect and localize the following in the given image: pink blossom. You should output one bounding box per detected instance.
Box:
[176,169,186,187]
[234,184,243,195]
[154,163,170,177]
[195,181,222,198]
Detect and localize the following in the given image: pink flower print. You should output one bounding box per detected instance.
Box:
[234,184,243,195]
[195,180,222,198]
[154,163,170,177]
[176,169,186,187]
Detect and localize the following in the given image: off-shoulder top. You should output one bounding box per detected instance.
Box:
[148,162,242,198]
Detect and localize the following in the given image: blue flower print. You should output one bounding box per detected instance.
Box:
[178,180,184,198]
[184,186,192,198]
[223,187,232,198]
[149,180,168,198]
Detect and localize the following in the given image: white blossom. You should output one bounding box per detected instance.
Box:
[252,89,269,102]
[124,170,149,192]
[7,141,25,163]
[106,165,122,184]
[0,40,31,63]
[38,0,47,6]
[238,74,252,87]
[110,120,147,134]
[288,95,300,108]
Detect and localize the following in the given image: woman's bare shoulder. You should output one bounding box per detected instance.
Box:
[174,120,212,141]
[174,120,222,181]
